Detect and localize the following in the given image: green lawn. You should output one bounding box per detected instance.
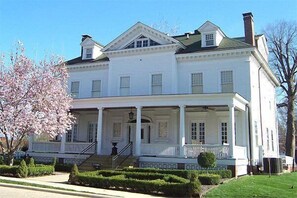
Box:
[205,172,297,198]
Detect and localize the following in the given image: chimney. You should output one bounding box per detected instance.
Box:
[243,12,255,46]
[81,34,92,42]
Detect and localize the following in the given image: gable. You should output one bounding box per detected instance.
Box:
[102,22,185,52]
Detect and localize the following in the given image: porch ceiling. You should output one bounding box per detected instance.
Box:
[71,93,249,111]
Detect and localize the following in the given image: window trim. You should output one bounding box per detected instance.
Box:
[85,48,93,59]
[191,72,203,94]
[119,76,130,96]
[70,81,80,98]
[92,80,101,97]
[151,73,162,95]
[220,70,233,93]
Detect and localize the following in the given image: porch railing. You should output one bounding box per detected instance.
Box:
[184,144,230,159]
[31,142,60,153]
[112,142,133,169]
[141,144,179,156]
[65,142,96,154]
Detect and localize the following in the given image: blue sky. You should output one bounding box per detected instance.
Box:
[0,0,296,62]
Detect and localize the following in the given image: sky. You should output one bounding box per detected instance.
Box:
[0,0,297,62]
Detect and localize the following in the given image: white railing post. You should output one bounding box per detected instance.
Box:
[228,104,235,158]
[179,105,186,157]
[135,106,142,156]
[96,107,104,155]
[60,133,66,153]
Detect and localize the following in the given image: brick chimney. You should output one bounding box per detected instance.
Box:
[243,12,255,46]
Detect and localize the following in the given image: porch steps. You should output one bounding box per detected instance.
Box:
[78,155,137,171]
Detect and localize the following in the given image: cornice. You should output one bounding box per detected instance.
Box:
[104,44,180,57]
[176,48,253,62]
[67,62,109,71]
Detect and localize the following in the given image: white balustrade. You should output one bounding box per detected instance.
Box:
[32,142,61,153]
[184,144,231,159]
[141,144,179,156]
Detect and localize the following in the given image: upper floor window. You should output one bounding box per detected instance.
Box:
[120,76,130,96]
[205,34,214,46]
[85,48,92,59]
[92,80,101,97]
[151,74,162,95]
[124,36,160,49]
[191,73,203,94]
[221,71,233,93]
[71,81,79,98]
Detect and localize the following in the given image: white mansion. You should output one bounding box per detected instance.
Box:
[29,12,279,176]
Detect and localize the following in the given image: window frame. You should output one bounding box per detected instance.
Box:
[85,48,93,59]
[221,70,233,93]
[151,74,162,95]
[70,81,80,98]
[120,76,130,96]
[221,122,228,144]
[191,72,203,94]
[205,33,214,46]
[92,80,101,97]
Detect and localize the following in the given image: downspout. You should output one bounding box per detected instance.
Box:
[258,65,264,146]
[246,104,253,175]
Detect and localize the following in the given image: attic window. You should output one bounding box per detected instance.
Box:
[205,34,214,46]
[124,37,160,49]
[86,48,92,59]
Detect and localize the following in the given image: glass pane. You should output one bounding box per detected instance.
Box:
[92,80,101,92]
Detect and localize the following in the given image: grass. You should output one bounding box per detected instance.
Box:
[205,172,297,198]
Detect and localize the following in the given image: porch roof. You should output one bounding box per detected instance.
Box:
[71,93,248,111]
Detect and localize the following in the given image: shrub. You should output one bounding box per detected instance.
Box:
[197,152,216,169]
[28,158,35,167]
[55,163,72,172]
[28,165,54,176]
[198,174,221,185]
[0,165,18,176]
[52,157,57,167]
[17,159,28,178]
[69,164,79,184]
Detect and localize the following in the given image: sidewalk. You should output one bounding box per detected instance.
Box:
[0,172,163,198]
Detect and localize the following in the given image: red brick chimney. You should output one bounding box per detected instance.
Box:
[243,12,255,46]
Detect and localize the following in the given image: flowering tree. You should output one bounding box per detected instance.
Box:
[0,43,74,165]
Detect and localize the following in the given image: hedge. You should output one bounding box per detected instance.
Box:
[0,165,18,176]
[122,168,231,179]
[55,163,73,172]
[28,165,54,177]
[74,171,201,197]
[198,174,221,185]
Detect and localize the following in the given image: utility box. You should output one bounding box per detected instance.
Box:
[263,157,283,174]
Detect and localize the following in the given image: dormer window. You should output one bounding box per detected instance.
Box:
[124,35,160,49]
[205,34,214,46]
[86,48,92,59]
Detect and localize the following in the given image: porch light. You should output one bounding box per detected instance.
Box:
[129,109,134,120]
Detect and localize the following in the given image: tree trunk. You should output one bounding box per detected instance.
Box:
[6,153,14,166]
[285,95,296,157]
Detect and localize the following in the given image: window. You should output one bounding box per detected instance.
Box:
[152,74,162,95]
[86,48,92,59]
[71,81,79,98]
[120,76,130,96]
[67,124,78,142]
[266,128,270,150]
[191,123,197,140]
[158,121,168,138]
[271,130,274,151]
[255,121,259,146]
[113,123,121,138]
[92,80,101,97]
[221,122,228,144]
[191,122,205,144]
[191,73,203,94]
[124,37,160,49]
[199,123,205,144]
[205,34,214,46]
[221,71,233,93]
[88,123,97,143]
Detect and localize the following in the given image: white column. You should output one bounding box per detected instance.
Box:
[96,107,104,155]
[60,133,66,153]
[135,106,142,156]
[28,134,34,152]
[228,104,235,158]
[179,105,186,157]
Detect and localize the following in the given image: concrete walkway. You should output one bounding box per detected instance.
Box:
[0,172,164,198]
